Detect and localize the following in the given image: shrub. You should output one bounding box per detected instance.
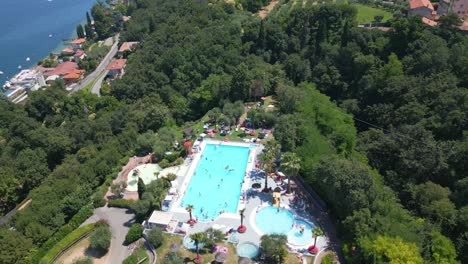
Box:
[125,224,144,244]
[73,256,93,264]
[89,222,111,252]
[147,227,165,249]
[174,157,184,166]
[107,199,135,209]
[165,173,177,182]
[165,153,179,163]
[159,159,170,168]
[123,254,138,264]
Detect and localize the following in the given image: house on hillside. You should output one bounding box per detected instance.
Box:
[61,47,75,56]
[118,42,139,57]
[439,0,468,18]
[409,0,435,17]
[73,50,86,61]
[107,59,127,79]
[63,69,85,85]
[70,38,86,50]
[42,61,84,84]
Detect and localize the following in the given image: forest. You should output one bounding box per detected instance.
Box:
[0,0,466,263]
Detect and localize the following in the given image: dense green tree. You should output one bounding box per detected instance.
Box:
[89,222,111,252]
[125,224,144,244]
[260,234,288,263]
[0,229,33,264]
[147,227,164,249]
[361,235,423,264]
[76,24,85,38]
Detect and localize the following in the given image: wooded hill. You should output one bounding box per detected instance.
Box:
[0,0,466,263]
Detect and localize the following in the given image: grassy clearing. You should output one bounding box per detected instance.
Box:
[156,234,238,263]
[156,233,314,263]
[354,4,393,24]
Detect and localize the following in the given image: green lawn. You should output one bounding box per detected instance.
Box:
[355,4,392,24]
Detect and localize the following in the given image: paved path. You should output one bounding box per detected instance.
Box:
[70,34,119,94]
[81,207,135,264]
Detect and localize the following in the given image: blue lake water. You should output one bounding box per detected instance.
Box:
[181,144,251,221]
[0,0,96,86]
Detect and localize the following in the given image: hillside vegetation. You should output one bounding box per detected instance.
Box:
[0,0,466,263]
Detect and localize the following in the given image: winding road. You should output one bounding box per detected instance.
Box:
[70,34,119,95]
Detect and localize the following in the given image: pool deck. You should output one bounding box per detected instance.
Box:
[164,139,328,253]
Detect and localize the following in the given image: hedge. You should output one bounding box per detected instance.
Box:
[31,205,94,263]
[40,223,97,264]
[107,198,135,209]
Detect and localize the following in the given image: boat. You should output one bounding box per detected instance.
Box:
[0,71,3,75]
[49,34,53,38]
[18,65,22,69]
[26,57,30,61]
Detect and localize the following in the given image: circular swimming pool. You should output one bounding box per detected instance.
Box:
[255,206,315,246]
[183,235,205,251]
[255,206,294,234]
[237,242,260,258]
[288,219,314,246]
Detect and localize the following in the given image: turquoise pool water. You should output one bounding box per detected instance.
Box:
[255,206,294,234]
[237,242,260,258]
[181,143,250,221]
[288,219,313,246]
[256,206,315,246]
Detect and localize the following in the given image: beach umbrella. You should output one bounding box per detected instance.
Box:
[184,141,192,147]
[200,133,207,137]
[238,257,251,264]
[215,252,227,263]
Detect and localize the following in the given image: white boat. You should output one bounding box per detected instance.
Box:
[18,65,22,69]
[49,34,53,38]
[0,71,3,75]
[26,57,30,61]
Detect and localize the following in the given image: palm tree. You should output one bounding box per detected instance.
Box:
[186,204,194,224]
[190,232,206,263]
[312,226,323,248]
[280,152,301,194]
[238,208,246,233]
[259,151,274,192]
[260,140,281,193]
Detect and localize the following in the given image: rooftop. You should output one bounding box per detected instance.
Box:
[107,59,127,70]
[70,38,86,44]
[119,42,139,53]
[74,50,85,57]
[61,47,74,54]
[409,0,434,10]
[44,61,78,76]
[422,17,438,26]
[148,211,173,226]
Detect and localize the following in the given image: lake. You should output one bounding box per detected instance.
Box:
[0,0,96,86]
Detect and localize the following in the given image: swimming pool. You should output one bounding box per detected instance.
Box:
[181,143,251,221]
[255,206,294,234]
[288,219,313,246]
[237,242,260,258]
[255,206,315,246]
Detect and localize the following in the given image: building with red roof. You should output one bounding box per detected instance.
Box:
[43,61,78,77]
[70,38,86,50]
[119,42,139,54]
[63,69,85,84]
[409,0,434,17]
[61,47,74,55]
[422,17,438,26]
[73,50,86,61]
[107,59,127,79]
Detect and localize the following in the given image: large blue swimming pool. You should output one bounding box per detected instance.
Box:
[181,143,250,221]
